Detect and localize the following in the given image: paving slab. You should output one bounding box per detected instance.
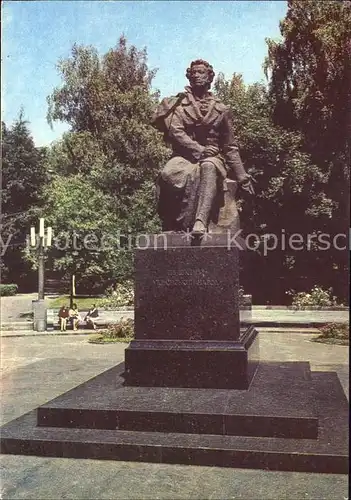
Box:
[0,333,348,499]
[250,309,349,325]
[0,294,37,323]
[0,329,99,338]
[104,308,349,325]
[1,454,348,500]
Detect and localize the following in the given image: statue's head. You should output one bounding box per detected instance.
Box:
[186,60,215,90]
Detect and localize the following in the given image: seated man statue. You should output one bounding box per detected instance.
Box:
[151,59,254,234]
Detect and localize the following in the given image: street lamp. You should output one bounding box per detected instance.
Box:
[30,218,52,299]
[29,218,52,330]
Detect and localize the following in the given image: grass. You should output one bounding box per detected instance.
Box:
[47,295,102,309]
[88,334,133,344]
[311,322,349,346]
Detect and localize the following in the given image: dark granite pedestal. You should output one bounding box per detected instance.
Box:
[125,234,258,389]
[125,327,258,389]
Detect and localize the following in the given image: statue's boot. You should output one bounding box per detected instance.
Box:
[192,220,207,234]
[192,161,217,234]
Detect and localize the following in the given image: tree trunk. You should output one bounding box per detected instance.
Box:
[70,273,76,308]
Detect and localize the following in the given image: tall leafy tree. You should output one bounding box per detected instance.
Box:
[264,0,350,300]
[37,175,132,296]
[47,36,168,195]
[1,113,47,288]
[265,0,350,158]
[44,36,169,292]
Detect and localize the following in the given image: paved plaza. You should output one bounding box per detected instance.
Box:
[0,331,348,499]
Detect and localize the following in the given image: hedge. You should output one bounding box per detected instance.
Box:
[0,284,18,296]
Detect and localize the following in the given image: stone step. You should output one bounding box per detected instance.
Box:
[37,361,317,440]
[1,363,347,474]
[1,370,347,474]
[0,322,33,331]
[0,330,98,337]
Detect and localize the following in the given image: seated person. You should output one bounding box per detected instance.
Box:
[84,304,99,330]
[58,305,70,331]
[69,303,81,331]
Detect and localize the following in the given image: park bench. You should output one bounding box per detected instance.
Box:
[46,308,133,331]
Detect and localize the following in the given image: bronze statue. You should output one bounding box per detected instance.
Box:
[152,59,254,234]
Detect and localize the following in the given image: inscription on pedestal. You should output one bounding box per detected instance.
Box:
[135,246,240,341]
[154,269,221,287]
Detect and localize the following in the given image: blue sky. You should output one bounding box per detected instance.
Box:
[2,0,287,147]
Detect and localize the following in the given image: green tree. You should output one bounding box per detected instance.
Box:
[1,113,47,289]
[47,36,168,195]
[36,175,131,297]
[264,0,350,300]
[43,37,169,294]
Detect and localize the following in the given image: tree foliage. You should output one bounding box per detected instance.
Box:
[214,74,328,301]
[47,36,167,195]
[34,174,131,292]
[1,113,46,287]
[265,0,350,229]
[43,36,169,291]
[214,73,322,237]
[263,0,350,301]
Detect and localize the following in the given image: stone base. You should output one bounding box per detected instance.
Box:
[124,326,259,389]
[208,179,240,233]
[32,299,47,332]
[0,362,348,473]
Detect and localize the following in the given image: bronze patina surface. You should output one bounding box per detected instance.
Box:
[152,59,254,233]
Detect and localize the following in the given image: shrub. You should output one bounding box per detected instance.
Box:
[99,281,134,309]
[89,318,134,343]
[0,284,18,296]
[312,323,349,346]
[287,286,342,309]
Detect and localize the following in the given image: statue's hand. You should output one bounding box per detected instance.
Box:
[239,175,256,195]
[201,145,219,158]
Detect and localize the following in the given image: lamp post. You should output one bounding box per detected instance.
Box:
[29,218,52,331]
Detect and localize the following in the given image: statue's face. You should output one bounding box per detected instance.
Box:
[189,64,210,89]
